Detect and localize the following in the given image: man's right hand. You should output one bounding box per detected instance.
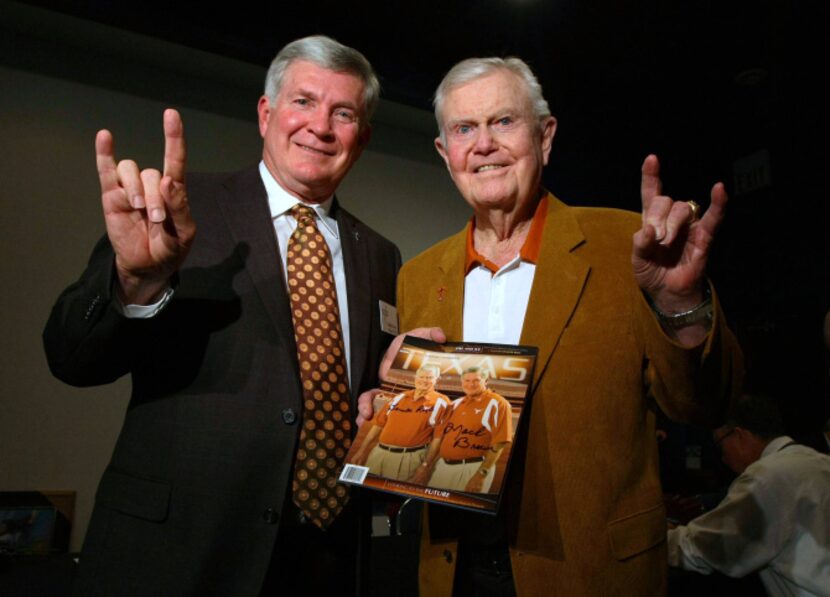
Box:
[97,109,195,305]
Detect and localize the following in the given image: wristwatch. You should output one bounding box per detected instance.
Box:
[648,286,713,329]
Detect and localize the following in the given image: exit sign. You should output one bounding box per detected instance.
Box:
[733,149,772,195]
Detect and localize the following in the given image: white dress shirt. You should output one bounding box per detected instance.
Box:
[668,436,830,596]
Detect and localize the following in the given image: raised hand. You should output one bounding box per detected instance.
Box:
[96,109,195,305]
[632,154,727,315]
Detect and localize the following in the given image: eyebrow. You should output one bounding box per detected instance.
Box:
[447,111,522,126]
[446,118,475,129]
[292,87,319,100]
[293,87,359,111]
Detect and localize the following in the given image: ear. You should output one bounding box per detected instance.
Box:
[257,95,272,138]
[434,135,450,170]
[540,116,557,166]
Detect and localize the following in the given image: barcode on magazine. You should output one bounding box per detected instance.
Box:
[339,464,369,485]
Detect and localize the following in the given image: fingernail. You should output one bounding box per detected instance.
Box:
[133,195,145,209]
[150,208,165,222]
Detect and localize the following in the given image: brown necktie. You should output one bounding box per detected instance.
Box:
[287,204,351,529]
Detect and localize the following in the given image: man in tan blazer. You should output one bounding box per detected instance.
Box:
[390,57,743,595]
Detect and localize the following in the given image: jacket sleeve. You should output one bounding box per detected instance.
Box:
[641,283,744,427]
[42,235,139,387]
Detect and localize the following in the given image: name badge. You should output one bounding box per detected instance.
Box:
[378,300,398,335]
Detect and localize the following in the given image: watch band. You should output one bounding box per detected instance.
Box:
[648,286,713,329]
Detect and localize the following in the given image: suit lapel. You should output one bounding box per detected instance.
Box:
[214,167,298,353]
[520,195,590,388]
[335,201,371,397]
[432,229,466,342]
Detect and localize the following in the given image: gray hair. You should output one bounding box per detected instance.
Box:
[434,57,551,142]
[264,35,380,122]
[462,366,489,381]
[416,365,441,378]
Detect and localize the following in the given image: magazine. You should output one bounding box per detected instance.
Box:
[340,336,537,513]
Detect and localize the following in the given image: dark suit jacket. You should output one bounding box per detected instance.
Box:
[397,195,742,596]
[43,166,400,596]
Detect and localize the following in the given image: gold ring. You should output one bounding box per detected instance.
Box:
[686,200,700,222]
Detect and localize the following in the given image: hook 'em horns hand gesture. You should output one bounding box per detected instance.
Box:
[632,154,728,345]
[96,109,195,305]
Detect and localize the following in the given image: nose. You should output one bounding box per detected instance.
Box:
[473,126,498,153]
[307,107,334,139]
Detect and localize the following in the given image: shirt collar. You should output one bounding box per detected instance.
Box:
[760,435,795,458]
[464,192,549,274]
[412,388,439,401]
[259,161,339,238]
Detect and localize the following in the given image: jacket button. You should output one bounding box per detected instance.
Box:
[282,408,297,425]
[263,508,279,524]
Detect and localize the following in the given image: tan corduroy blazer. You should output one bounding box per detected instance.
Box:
[397,194,743,596]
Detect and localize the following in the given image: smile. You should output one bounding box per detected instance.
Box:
[475,164,505,173]
[296,143,334,156]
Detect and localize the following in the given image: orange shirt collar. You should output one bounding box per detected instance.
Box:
[464,193,549,274]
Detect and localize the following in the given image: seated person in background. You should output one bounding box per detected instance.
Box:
[351,365,449,480]
[409,367,512,493]
[668,392,830,597]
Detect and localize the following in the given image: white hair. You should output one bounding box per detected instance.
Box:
[264,35,380,121]
[416,365,441,377]
[433,57,551,143]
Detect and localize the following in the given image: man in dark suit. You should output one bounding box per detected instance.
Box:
[43,36,400,596]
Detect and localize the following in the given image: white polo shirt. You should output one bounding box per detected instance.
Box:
[462,196,548,344]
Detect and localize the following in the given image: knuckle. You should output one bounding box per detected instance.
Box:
[170,189,190,210]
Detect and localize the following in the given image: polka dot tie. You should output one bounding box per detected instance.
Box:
[287,204,351,529]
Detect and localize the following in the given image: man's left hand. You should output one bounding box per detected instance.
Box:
[633,155,727,333]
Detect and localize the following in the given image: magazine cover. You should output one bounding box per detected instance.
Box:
[340,336,537,513]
